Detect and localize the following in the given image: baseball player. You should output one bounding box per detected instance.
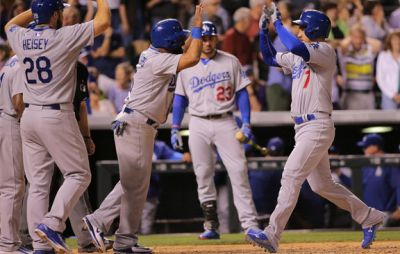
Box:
[5,0,111,253]
[0,56,29,254]
[246,3,386,253]
[171,21,259,239]
[82,6,204,254]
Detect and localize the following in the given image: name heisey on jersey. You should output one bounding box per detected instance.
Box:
[190,71,230,93]
[22,38,49,50]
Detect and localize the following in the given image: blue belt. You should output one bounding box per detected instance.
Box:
[292,114,317,125]
[25,103,61,110]
[123,107,158,128]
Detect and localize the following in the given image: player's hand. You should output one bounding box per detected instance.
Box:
[266,2,281,23]
[259,12,270,31]
[193,3,203,28]
[182,152,192,163]
[111,120,127,136]
[240,123,253,141]
[84,137,96,156]
[171,128,183,151]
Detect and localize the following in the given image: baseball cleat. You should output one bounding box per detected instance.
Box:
[34,224,71,254]
[245,228,277,253]
[82,216,106,253]
[198,229,220,240]
[112,244,152,254]
[78,239,114,253]
[361,224,378,249]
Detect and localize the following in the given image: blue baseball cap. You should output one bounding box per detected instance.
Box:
[267,137,284,152]
[357,134,383,149]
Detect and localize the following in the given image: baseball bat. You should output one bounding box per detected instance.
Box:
[235,131,269,156]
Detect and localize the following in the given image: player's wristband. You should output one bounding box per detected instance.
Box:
[191,27,202,40]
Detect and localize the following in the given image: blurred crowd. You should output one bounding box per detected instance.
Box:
[2,0,400,115]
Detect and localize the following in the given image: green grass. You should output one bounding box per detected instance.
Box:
[66,230,400,248]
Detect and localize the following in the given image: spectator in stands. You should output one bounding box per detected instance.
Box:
[87,68,115,116]
[335,1,351,37]
[389,6,400,29]
[62,5,81,28]
[221,7,253,66]
[338,25,381,109]
[108,62,134,113]
[246,0,265,42]
[357,133,400,227]
[120,0,146,44]
[246,66,267,111]
[323,2,345,46]
[0,1,7,42]
[146,0,180,26]
[189,0,225,36]
[361,0,391,42]
[7,0,26,21]
[0,44,12,70]
[91,27,125,80]
[376,31,400,110]
[248,137,284,228]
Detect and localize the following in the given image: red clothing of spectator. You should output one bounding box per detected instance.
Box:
[221,27,253,66]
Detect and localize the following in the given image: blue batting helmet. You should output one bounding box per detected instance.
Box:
[202,21,217,36]
[292,10,331,39]
[267,137,284,153]
[31,0,66,24]
[151,19,189,53]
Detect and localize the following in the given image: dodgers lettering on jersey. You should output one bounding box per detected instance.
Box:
[6,22,94,105]
[175,50,249,116]
[0,56,24,116]
[276,42,336,115]
[125,47,181,124]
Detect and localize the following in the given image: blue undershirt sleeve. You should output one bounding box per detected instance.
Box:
[236,88,251,125]
[274,20,310,62]
[259,29,280,67]
[172,94,188,128]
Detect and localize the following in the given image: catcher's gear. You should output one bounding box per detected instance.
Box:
[292,10,331,39]
[151,19,189,54]
[170,128,183,151]
[202,21,218,37]
[31,0,67,24]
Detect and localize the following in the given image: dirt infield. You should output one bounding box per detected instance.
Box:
[149,241,399,254]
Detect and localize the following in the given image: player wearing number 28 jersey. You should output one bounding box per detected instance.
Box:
[5,0,110,252]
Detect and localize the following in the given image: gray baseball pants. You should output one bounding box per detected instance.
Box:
[188,115,258,230]
[0,113,25,251]
[20,105,91,250]
[265,118,381,246]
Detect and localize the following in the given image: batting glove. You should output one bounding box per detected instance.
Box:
[241,123,253,141]
[171,128,183,151]
[259,13,270,31]
[265,2,281,23]
[111,120,127,136]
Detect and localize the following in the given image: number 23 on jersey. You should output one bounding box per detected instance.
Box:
[216,85,233,102]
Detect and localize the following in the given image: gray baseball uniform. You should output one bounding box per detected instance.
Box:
[264,42,385,247]
[0,56,25,252]
[88,46,181,249]
[175,50,258,230]
[6,22,94,250]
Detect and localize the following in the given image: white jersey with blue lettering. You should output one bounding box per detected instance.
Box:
[276,42,336,115]
[6,21,94,105]
[0,56,23,117]
[125,46,181,124]
[175,50,249,116]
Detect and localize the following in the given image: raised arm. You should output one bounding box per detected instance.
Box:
[267,2,310,61]
[5,10,33,31]
[93,0,111,37]
[176,4,203,73]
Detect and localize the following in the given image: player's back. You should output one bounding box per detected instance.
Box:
[0,56,21,116]
[125,46,181,124]
[6,22,94,105]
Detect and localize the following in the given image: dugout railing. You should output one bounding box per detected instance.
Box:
[96,154,400,232]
